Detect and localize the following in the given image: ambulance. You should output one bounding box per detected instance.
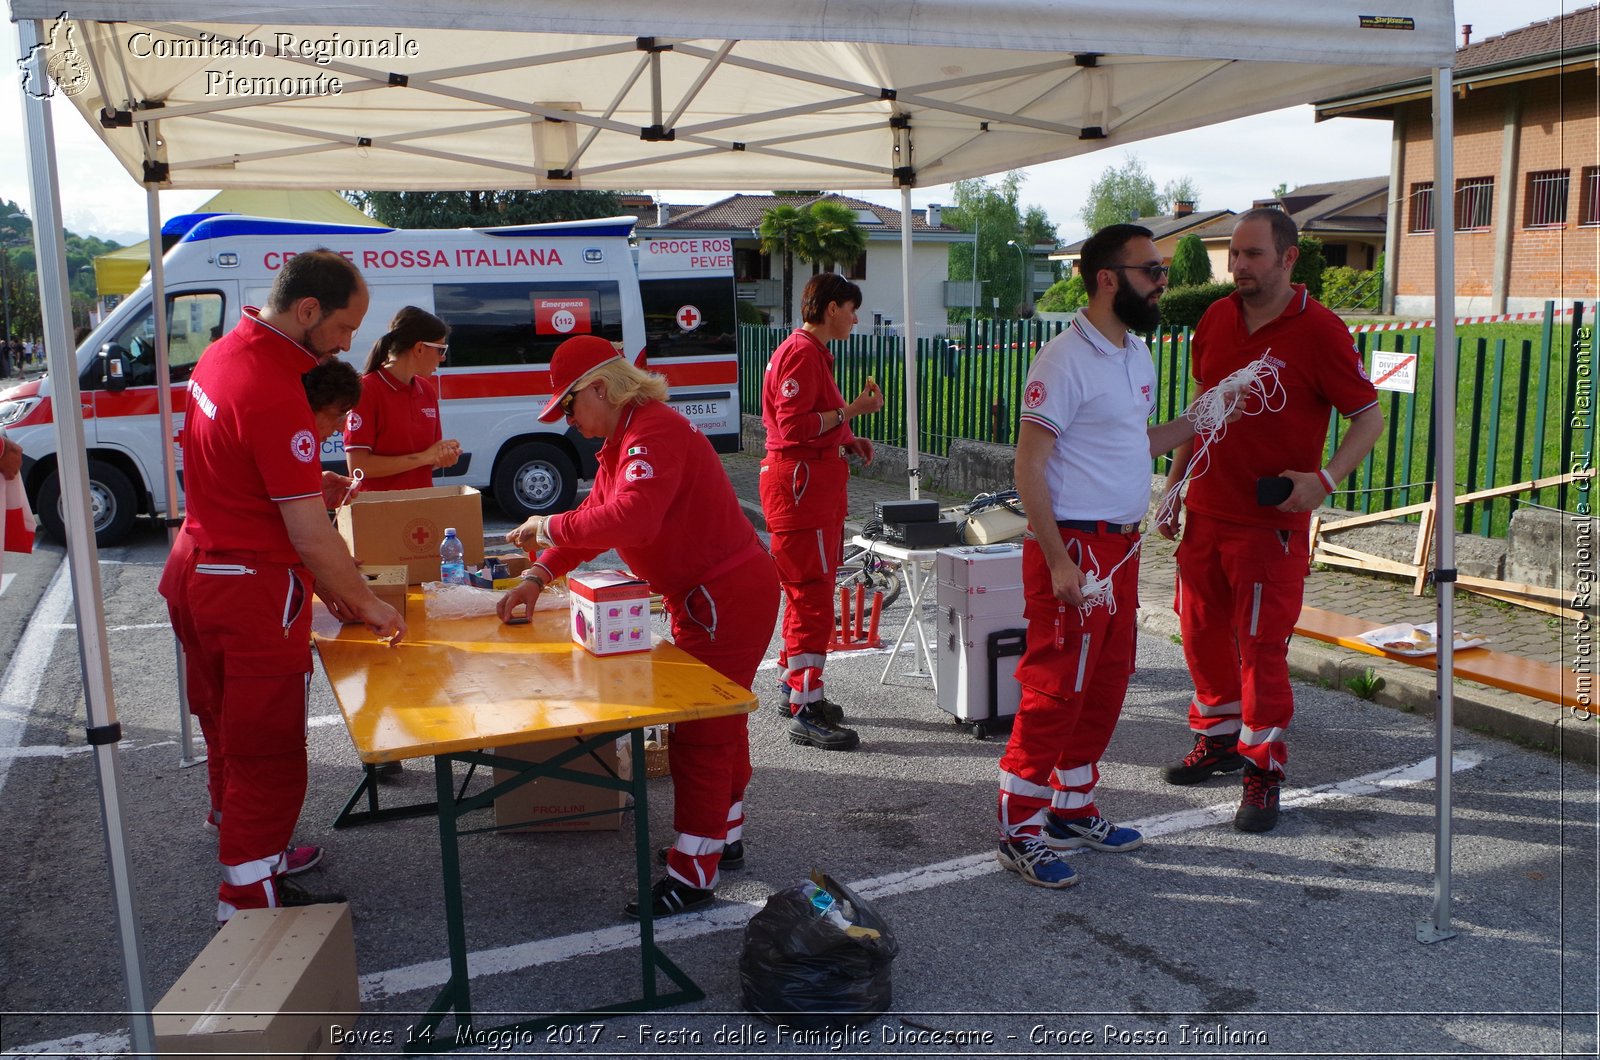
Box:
[0,215,739,545]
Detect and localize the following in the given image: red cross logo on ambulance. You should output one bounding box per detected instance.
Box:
[781,378,800,399]
[676,305,702,332]
[291,429,317,462]
[623,458,655,482]
[1024,380,1046,409]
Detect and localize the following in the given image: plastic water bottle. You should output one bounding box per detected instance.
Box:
[440,528,466,584]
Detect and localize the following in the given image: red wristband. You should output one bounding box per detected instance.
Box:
[1317,468,1337,493]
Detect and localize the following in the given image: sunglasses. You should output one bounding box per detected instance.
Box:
[559,386,581,417]
[421,340,449,357]
[1108,263,1171,282]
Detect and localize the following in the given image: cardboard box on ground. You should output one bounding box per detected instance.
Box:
[336,485,484,584]
[154,904,358,1057]
[492,736,634,832]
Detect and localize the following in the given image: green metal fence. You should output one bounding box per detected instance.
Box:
[738,302,1592,538]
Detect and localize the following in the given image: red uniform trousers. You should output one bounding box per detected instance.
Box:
[998,529,1140,836]
[661,551,781,889]
[1174,511,1308,776]
[175,551,315,919]
[758,452,847,711]
[160,527,227,831]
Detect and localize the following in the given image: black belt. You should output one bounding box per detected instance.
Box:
[1056,519,1142,535]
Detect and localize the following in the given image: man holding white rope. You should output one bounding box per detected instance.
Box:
[1158,209,1383,833]
[995,224,1207,889]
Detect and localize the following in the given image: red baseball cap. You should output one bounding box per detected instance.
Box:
[537,335,624,422]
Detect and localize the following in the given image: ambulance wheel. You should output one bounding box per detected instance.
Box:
[494,441,577,519]
[37,459,138,547]
[970,722,990,740]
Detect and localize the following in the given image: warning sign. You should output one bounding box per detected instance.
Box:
[1371,350,1417,393]
[534,297,592,335]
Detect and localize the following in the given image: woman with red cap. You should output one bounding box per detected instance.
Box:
[496,335,779,919]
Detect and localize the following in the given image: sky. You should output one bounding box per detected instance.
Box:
[0,1,1576,248]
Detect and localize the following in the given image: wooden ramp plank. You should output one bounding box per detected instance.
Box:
[1294,606,1585,711]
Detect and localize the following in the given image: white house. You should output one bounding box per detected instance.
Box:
[640,193,974,333]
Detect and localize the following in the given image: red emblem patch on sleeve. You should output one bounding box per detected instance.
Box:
[1024,380,1047,409]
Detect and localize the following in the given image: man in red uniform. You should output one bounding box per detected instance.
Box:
[1158,209,1383,832]
[160,250,406,922]
[498,335,779,917]
[759,273,883,750]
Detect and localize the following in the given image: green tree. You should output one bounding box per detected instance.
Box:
[1037,274,1087,313]
[796,199,865,274]
[1292,235,1326,299]
[1080,156,1160,233]
[0,201,117,339]
[1168,233,1212,288]
[1161,177,1201,214]
[1271,182,1290,199]
[945,172,1058,321]
[757,204,807,329]
[344,189,623,228]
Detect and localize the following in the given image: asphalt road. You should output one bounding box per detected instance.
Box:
[0,507,1595,1059]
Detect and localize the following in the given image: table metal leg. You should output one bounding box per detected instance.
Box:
[405,736,704,1053]
[879,559,936,686]
[332,762,442,829]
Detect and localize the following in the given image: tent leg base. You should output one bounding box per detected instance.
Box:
[1415,919,1457,944]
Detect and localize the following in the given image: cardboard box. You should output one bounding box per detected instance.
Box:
[568,570,651,656]
[154,904,358,1058]
[336,485,484,584]
[492,736,633,831]
[353,564,408,622]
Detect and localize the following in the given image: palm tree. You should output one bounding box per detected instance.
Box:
[757,204,807,329]
[797,199,866,278]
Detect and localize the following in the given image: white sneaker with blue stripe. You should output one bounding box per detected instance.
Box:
[1042,813,1145,852]
[997,834,1079,888]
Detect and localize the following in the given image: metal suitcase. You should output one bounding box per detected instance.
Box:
[934,544,1026,737]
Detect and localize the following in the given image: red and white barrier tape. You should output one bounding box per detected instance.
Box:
[1348,306,1578,333]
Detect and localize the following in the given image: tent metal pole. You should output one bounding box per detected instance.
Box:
[1418,63,1458,946]
[18,19,155,1049]
[144,189,199,767]
[899,184,920,499]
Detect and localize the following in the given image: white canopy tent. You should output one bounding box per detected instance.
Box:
[11,2,1462,1049]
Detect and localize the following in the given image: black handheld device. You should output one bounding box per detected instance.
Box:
[1256,476,1294,506]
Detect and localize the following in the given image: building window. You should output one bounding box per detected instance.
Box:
[1525,170,1570,228]
[734,247,771,280]
[1454,176,1494,231]
[1323,244,1349,268]
[1407,182,1435,233]
[1582,167,1600,227]
[810,256,867,281]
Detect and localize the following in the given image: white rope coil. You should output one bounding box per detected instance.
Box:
[1154,354,1285,529]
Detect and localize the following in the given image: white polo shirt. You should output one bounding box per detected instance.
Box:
[1017,313,1157,524]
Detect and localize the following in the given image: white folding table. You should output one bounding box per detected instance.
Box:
[849,534,942,690]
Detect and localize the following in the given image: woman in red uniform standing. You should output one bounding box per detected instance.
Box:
[496,335,780,918]
[343,305,461,778]
[760,272,882,751]
[343,305,461,491]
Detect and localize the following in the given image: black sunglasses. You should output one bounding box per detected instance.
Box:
[559,386,582,416]
[1109,263,1171,282]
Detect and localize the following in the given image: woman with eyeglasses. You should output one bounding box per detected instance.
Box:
[343,305,461,491]
[497,335,780,920]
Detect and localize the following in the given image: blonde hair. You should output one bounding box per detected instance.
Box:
[587,356,669,408]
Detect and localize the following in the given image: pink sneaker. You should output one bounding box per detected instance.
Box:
[282,845,324,875]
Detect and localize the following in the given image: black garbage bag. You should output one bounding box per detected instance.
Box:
[739,874,899,1030]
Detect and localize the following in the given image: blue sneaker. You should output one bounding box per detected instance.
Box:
[997,835,1079,888]
[1042,813,1145,852]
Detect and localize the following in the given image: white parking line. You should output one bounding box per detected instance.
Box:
[362,750,1483,1001]
[0,559,69,798]
[1,749,1489,1055]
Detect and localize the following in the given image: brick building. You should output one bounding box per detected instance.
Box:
[1316,7,1599,315]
